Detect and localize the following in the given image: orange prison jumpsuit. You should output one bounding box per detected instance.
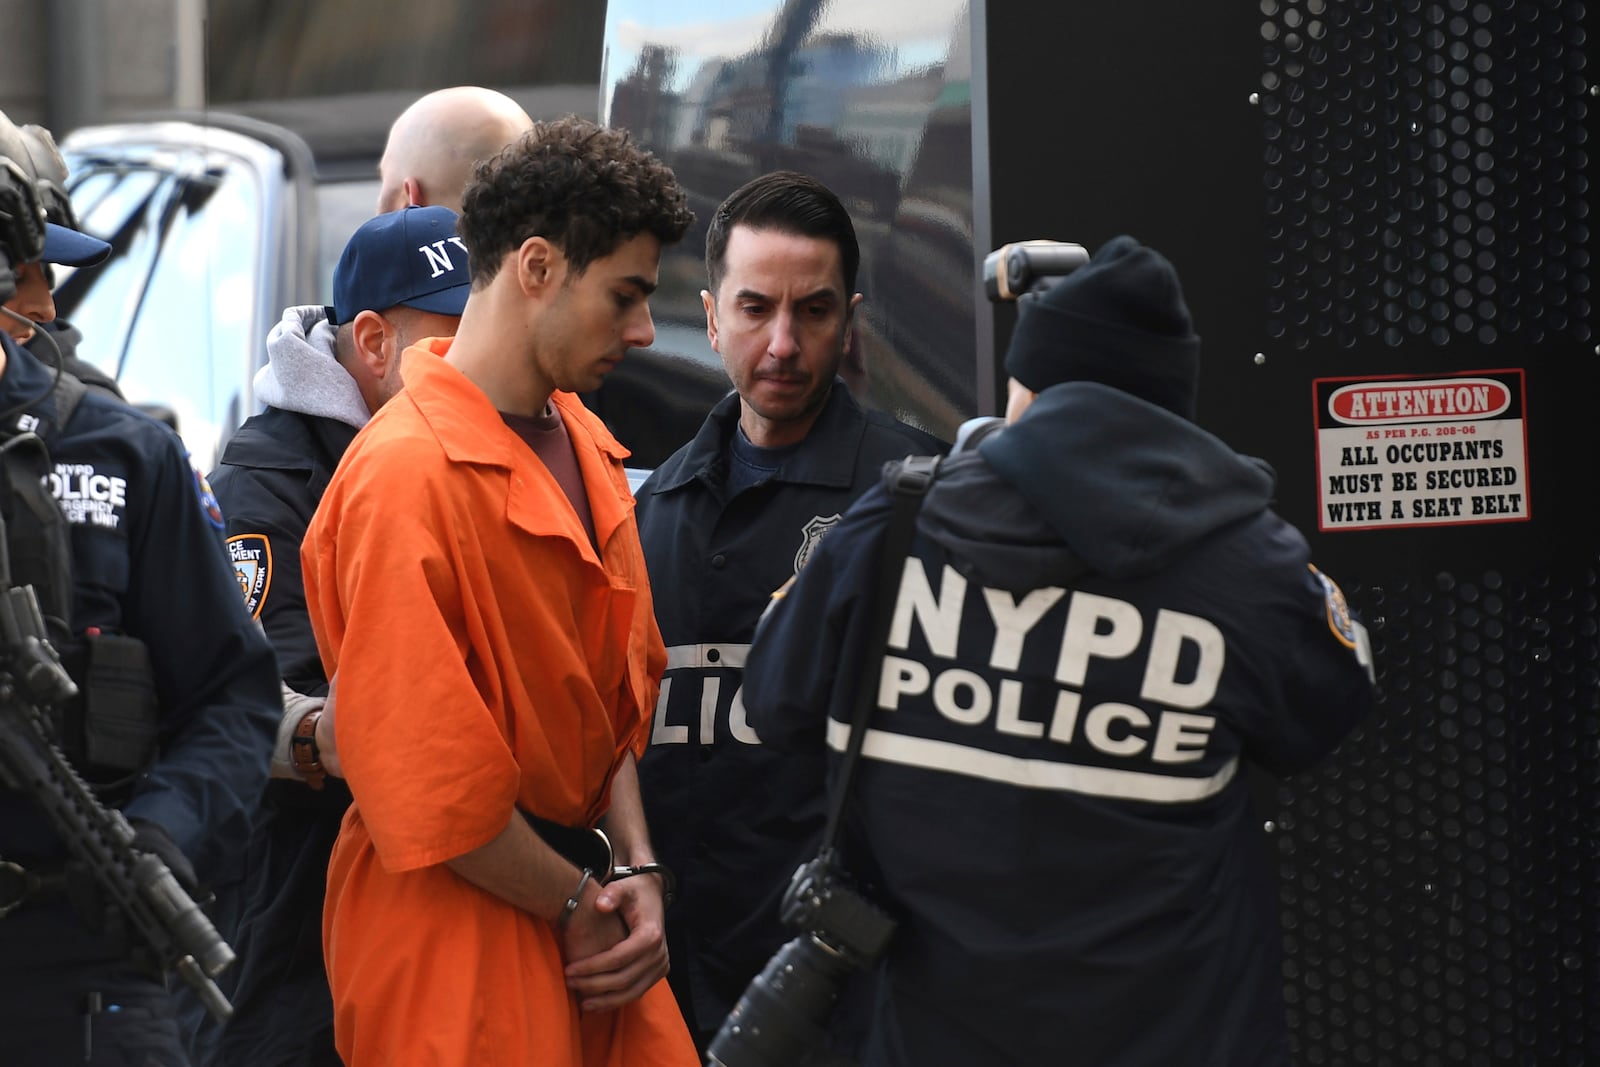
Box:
[302,340,695,1067]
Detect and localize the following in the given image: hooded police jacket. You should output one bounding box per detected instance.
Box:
[744,382,1377,1067]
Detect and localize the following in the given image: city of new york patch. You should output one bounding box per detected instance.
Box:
[228,534,272,619]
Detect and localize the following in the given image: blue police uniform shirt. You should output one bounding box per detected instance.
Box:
[744,382,1377,1067]
[634,381,946,1038]
[0,335,279,885]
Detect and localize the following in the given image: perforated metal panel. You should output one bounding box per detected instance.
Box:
[1271,568,1598,1064]
[1252,1,1597,1062]
[984,0,1595,1057]
[1258,0,1592,350]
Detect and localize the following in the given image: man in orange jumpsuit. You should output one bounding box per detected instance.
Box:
[301,116,698,1067]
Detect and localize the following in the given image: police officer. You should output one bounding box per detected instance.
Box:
[4,122,124,398]
[205,205,470,1067]
[375,85,531,213]
[0,109,280,1066]
[633,171,946,1054]
[742,236,1378,1066]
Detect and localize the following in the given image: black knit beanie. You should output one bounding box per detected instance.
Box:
[1003,235,1201,420]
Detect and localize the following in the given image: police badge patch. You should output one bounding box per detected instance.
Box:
[229,534,273,619]
[793,513,842,573]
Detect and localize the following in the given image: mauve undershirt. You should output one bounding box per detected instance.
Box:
[500,403,598,550]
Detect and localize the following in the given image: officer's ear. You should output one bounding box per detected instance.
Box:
[843,290,863,342]
[702,289,719,352]
[403,176,426,208]
[349,309,398,379]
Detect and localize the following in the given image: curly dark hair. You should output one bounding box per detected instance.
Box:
[459,115,693,286]
[704,170,860,296]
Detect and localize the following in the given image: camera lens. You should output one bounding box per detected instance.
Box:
[706,933,855,1067]
[1008,250,1028,290]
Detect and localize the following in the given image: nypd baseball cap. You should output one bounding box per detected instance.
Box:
[328,205,472,325]
[42,222,111,267]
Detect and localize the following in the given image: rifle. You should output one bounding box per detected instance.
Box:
[0,484,235,1021]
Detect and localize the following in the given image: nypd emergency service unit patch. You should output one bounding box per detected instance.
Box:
[229,534,273,619]
[793,513,843,573]
[192,467,225,530]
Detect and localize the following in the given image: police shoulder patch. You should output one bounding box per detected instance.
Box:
[229,534,273,619]
[192,467,225,530]
[793,513,843,573]
[1310,564,1377,683]
[1309,564,1357,648]
[758,574,797,626]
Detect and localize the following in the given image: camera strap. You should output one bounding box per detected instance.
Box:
[817,454,941,858]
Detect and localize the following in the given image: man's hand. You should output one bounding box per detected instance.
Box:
[269,684,325,781]
[315,675,341,778]
[267,678,344,784]
[557,874,628,974]
[562,871,670,1011]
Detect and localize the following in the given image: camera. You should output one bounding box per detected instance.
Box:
[705,852,896,1067]
[983,239,1088,302]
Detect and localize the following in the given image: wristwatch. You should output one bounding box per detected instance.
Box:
[291,709,327,790]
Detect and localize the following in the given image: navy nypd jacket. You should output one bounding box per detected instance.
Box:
[0,335,279,884]
[210,404,355,703]
[744,381,1377,1067]
[634,381,945,1038]
[206,395,357,1067]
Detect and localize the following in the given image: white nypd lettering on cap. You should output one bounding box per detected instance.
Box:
[418,236,470,279]
[46,463,129,529]
[855,556,1238,804]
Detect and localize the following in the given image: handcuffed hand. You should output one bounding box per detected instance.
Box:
[562,868,670,1012]
[558,872,626,962]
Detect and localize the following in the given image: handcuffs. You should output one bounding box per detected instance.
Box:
[556,861,678,929]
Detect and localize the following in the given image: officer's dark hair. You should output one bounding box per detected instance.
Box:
[458,115,692,288]
[705,171,861,296]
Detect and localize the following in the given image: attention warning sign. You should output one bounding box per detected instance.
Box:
[1313,370,1530,531]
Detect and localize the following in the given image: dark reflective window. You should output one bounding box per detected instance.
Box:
[603,0,977,448]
